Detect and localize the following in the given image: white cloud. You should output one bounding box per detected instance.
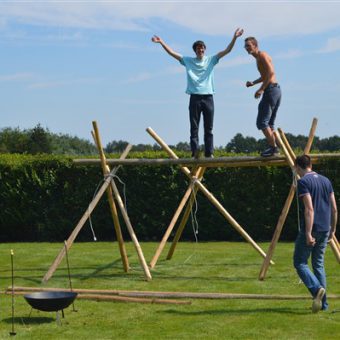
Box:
[0,72,34,81]
[1,2,340,38]
[318,36,340,53]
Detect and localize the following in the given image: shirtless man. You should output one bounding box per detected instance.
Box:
[245,37,282,157]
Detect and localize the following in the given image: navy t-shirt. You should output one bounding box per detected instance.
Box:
[297,171,334,232]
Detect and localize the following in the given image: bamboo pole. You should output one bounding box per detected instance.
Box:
[92,124,152,281]
[72,153,340,167]
[92,122,129,272]
[146,127,274,264]
[259,119,320,280]
[329,239,340,264]
[166,167,207,260]
[7,286,340,300]
[149,166,205,268]
[42,145,131,283]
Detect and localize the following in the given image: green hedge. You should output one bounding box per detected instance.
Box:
[0,154,339,242]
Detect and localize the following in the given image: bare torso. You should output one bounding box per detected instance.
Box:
[256,51,277,86]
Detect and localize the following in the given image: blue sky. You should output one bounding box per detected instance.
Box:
[1,1,340,148]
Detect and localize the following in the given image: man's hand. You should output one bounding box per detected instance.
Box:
[246,81,254,87]
[234,28,244,38]
[151,35,162,44]
[306,233,316,246]
[255,89,263,99]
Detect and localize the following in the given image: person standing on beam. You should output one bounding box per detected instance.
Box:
[151,28,244,159]
[244,36,282,157]
[294,155,338,313]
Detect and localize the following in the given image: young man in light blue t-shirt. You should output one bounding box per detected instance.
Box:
[152,28,243,158]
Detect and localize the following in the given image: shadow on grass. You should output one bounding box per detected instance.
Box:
[2,316,55,325]
[163,307,308,316]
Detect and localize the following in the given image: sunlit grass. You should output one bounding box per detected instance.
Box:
[1,242,340,339]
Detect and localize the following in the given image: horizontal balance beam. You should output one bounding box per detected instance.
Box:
[73,153,340,168]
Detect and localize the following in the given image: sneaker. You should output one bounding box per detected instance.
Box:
[260,146,279,157]
[205,154,214,158]
[312,287,326,313]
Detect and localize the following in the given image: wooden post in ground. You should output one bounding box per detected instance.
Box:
[92,124,152,281]
[92,122,129,272]
[166,167,206,260]
[42,145,131,283]
[146,127,274,264]
[149,166,205,268]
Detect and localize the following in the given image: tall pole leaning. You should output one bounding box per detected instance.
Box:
[42,145,131,283]
[93,124,152,281]
[147,127,274,264]
[258,119,318,280]
[92,121,130,272]
[149,166,205,268]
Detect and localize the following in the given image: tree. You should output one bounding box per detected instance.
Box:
[226,133,259,153]
[27,124,52,154]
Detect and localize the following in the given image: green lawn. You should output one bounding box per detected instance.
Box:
[1,241,340,339]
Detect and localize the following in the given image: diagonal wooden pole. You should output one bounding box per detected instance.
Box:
[92,124,152,281]
[149,166,205,268]
[92,122,129,272]
[42,144,131,283]
[147,127,274,264]
[166,167,206,260]
[258,119,318,280]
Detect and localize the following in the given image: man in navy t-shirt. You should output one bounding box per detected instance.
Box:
[294,155,338,313]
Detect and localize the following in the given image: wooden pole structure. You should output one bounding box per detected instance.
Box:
[42,145,132,283]
[166,167,206,260]
[257,129,299,281]
[73,153,340,168]
[146,127,274,264]
[92,122,129,272]
[149,166,205,268]
[92,124,152,281]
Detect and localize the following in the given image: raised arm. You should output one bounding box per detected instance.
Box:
[216,28,244,60]
[151,35,182,61]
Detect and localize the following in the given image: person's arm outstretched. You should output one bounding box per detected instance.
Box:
[216,28,244,60]
[151,35,182,61]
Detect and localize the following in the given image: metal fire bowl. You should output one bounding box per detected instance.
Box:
[24,291,77,312]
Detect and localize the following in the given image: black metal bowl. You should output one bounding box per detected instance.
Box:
[24,291,77,312]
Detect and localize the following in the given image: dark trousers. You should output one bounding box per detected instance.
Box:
[189,94,214,157]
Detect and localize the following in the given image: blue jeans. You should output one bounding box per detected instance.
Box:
[256,83,281,130]
[293,230,329,310]
[189,94,214,157]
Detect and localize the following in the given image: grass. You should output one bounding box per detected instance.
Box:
[1,241,340,339]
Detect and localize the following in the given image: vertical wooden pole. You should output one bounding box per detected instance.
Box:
[149,166,204,268]
[92,122,130,272]
[146,127,274,264]
[329,239,340,263]
[259,119,318,280]
[92,123,151,281]
[166,167,206,260]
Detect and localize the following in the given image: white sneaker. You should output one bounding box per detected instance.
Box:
[312,287,325,313]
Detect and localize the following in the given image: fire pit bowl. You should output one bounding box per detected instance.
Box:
[24,291,77,312]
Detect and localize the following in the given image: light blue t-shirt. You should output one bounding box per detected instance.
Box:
[180,55,219,95]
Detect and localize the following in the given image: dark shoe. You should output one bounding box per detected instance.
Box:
[260,146,279,157]
[312,287,326,313]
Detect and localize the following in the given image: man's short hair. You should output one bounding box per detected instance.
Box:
[244,37,258,47]
[295,155,312,169]
[192,40,206,52]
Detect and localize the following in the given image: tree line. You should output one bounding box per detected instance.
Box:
[1,125,339,155]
